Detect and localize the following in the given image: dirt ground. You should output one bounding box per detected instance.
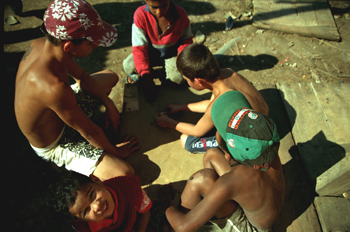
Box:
[3,0,350,231]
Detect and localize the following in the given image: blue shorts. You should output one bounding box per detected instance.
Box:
[184,130,219,153]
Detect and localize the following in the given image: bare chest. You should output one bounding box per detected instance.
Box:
[157,17,171,35]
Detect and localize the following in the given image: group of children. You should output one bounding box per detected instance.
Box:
[14,0,285,231]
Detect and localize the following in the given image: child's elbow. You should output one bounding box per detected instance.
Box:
[174,224,196,232]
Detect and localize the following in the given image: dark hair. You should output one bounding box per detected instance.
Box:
[47,171,92,218]
[41,23,85,46]
[176,43,221,82]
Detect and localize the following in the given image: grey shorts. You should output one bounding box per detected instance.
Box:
[184,129,219,153]
[196,205,272,232]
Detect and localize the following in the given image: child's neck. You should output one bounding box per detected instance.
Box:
[211,77,232,98]
[156,13,171,34]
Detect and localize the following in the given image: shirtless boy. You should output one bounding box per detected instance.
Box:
[165,92,285,231]
[155,43,268,154]
[14,0,139,181]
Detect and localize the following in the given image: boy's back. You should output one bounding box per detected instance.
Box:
[15,37,67,149]
[222,155,284,229]
[200,67,268,122]
[165,148,284,232]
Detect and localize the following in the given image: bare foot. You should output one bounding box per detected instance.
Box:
[115,135,140,158]
[127,74,140,84]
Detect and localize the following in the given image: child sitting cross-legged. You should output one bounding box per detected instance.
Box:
[50,171,152,232]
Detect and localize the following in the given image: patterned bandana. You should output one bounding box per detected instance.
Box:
[43,0,118,47]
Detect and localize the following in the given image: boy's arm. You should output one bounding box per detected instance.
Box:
[132,10,152,77]
[228,70,269,115]
[48,81,130,159]
[165,99,211,114]
[67,60,120,132]
[166,176,233,232]
[156,108,214,137]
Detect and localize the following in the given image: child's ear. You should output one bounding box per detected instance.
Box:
[62,40,73,52]
[90,174,103,184]
[194,78,203,86]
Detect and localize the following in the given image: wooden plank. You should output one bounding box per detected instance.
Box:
[277,83,346,181]
[313,2,336,27]
[252,0,340,41]
[277,83,333,144]
[285,204,322,232]
[123,84,139,112]
[273,138,321,232]
[296,3,317,26]
[316,155,350,196]
[311,83,350,144]
[314,197,350,232]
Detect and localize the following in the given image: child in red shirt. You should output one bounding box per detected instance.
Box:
[123,0,193,102]
[51,172,152,232]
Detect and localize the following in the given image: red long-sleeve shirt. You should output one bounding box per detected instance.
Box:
[132,1,193,76]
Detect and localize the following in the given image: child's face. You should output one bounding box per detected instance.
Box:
[145,0,171,18]
[69,181,115,222]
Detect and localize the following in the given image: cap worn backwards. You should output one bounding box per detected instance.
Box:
[43,0,118,47]
[211,91,280,171]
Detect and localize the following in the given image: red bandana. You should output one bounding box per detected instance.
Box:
[44,0,118,47]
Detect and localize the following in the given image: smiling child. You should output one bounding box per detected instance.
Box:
[51,171,152,232]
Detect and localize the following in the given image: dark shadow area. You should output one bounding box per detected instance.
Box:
[5,131,76,231]
[274,133,346,231]
[259,88,296,140]
[3,26,43,44]
[273,143,317,232]
[144,181,187,231]
[297,131,346,182]
[216,54,279,72]
[330,3,350,15]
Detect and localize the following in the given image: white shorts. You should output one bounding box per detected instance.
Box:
[30,84,103,176]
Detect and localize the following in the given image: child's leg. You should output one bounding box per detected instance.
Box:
[164,56,183,84]
[203,148,231,176]
[123,53,137,75]
[93,151,135,181]
[91,70,119,95]
[180,169,219,212]
[182,134,219,153]
[180,169,237,218]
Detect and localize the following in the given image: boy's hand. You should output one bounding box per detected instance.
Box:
[164,103,183,114]
[155,113,171,128]
[115,135,140,158]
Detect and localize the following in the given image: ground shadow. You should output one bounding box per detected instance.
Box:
[297,130,346,182]
[216,54,279,73]
[273,132,346,231]
[260,88,296,140]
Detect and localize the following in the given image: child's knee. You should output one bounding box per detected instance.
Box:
[123,53,136,74]
[165,57,183,84]
[179,134,188,148]
[107,71,119,87]
[188,169,218,186]
[203,148,222,163]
